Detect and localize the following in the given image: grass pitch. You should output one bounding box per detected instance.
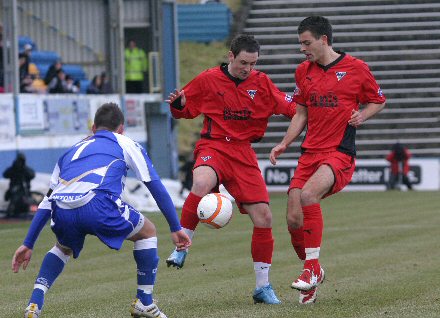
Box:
[1,191,439,318]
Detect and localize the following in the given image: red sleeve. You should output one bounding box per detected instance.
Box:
[386,152,394,162]
[357,61,386,105]
[293,62,308,106]
[265,74,296,118]
[170,72,205,119]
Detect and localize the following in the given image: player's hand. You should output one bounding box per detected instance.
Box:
[348,109,365,127]
[171,229,191,251]
[12,245,33,273]
[269,143,287,165]
[165,89,186,106]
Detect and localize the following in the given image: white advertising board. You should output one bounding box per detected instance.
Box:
[259,159,440,191]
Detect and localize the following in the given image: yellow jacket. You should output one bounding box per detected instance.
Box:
[125,48,148,81]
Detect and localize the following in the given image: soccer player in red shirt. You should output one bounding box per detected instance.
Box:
[270,16,386,304]
[165,34,296,304]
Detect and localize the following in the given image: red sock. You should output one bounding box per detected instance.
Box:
[180,192,202,230]
[288,227,306,261]
[251,227,274,264]
[302,204,323,271]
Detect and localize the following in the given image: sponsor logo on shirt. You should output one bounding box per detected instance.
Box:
[201,156,211,162]
[310,91,338,108]
[335,71,346,81]
[224,107,252,120]
[247,90,257,99]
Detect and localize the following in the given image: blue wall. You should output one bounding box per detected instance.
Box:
[177,3,231,42]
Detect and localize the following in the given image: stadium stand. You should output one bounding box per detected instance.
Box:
[18,36,88,86]
[244,0,440,159]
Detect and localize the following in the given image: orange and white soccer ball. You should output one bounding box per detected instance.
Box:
[197,193,233,229]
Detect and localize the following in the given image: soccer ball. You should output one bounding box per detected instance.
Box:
[197,193,233,229]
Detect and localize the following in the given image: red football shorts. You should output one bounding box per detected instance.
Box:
[193,139,269,213]
[289,151,355,197]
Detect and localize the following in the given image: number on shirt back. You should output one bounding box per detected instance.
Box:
[71,139,95,161]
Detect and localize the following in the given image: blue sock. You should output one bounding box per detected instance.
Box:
[133,238,159,306]
[29,246,69,309]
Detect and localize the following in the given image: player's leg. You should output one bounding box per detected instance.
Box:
[128,218,167,318]
[166,165,217,268]
[25,244,72,317]
[27,205,84,316]
[246,203,281,304]
[291,164,332,292]
[287,188,306,261]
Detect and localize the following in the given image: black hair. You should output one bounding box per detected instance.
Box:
[94,103,124,131]
[298,16,333,46]
[392,143,407,161]
[229,34,260,57]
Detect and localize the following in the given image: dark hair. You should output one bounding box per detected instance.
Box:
[392,143,407,161]
[298,16,333,46]
[230,34,260,57]
[94,103,124,131]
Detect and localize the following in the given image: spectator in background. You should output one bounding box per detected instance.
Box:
[44,59,63,85]
[86,75,103,94]
[48,69,69,93]
[65,74,79,93]
[386,142,413,190]
[19,53,29,82]
[28,63,47,94]
[100,71,113,94]
[125,40,148,93]
[3,152,35,218]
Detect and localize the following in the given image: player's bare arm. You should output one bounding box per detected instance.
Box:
[348,102,385,127]
[270,105,308,165]
[165,89,186,106]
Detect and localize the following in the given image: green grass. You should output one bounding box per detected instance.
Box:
[2,191,440,317]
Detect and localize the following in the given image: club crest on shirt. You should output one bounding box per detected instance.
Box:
[201,156,212,162]
[293,86,301,96]
[285,94,293,102]
[335,71,346,81]
[247,90,257,99]
[378,88,384,97]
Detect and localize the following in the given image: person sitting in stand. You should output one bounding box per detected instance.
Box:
[386,142,413,190]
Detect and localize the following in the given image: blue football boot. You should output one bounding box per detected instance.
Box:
[165,249,188,269]
[252,284,281,304]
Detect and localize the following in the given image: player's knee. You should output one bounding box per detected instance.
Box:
[130,220,156,241]
[191,179,214,196]
[287,212,302,229]
[300,188,319,206]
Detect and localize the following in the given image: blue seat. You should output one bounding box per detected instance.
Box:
[63,64,87,81]
[18,35,37,52]
[79,79,90,94]
[30,51,60,65]
[36,63,51,79]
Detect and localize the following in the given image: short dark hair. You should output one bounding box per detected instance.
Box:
[230,34,260,57]
[298,16,333,46]
[94,103,124,131]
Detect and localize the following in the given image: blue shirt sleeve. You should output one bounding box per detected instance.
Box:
[144,180,182,232]
[23,208,51,249]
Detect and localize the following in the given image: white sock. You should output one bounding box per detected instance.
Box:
[254,262,271,288]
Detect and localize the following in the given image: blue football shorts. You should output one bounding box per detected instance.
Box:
[50,192,144,258]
